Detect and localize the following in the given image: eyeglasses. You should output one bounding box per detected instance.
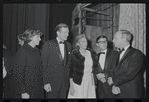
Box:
[97,41,107,44]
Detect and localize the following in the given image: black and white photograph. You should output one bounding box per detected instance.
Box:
[3,2,146,101]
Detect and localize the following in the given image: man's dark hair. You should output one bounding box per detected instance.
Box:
[96,35,108,43]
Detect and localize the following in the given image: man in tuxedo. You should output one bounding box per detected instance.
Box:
[95,35,119,98]
[107,30,145,98]
[41,23,72,98]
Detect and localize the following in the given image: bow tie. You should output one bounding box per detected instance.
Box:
[119,48,125,53]
[99,52,105,55]
[59,41,65,44]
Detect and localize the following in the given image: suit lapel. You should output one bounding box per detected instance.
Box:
[97,54,104,72]
[104,49,110,71]
[117,47,135,68]
[54,39,64,64]
[119,46,131,63]
[64,42,68,66]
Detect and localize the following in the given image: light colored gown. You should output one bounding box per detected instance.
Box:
[68,50,96,98]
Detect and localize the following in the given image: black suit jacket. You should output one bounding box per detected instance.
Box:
[41,39,72,92]
[111,46,145,98]
[96,49,119,98]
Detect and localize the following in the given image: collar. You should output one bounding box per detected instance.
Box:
[23,42,38,52]
[100,49,107,55]
[123,45,130,52]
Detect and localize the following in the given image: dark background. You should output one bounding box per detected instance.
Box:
[49,3,76,44]
[3,3,76,56]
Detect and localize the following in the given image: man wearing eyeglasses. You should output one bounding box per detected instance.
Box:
[95,35,119,98]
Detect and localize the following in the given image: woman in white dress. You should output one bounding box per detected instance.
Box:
[68,34,98,98]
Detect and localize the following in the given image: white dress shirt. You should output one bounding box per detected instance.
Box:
[56,37,64,59]
[119,45,130,61]
[99,49,107,70]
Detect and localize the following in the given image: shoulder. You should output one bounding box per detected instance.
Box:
[107,49,119,55]
[14,47,27,59]
[71,49,79,56]
[17,47,26,54]
[65,41,71,47]
[132,47,144,56]
[44,40,53,45]
[43,39,57,47]
[71,49,82,60]
[87,48,97,55]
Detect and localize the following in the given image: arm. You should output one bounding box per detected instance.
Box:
[113,51,144,86]
[105,51,119,78]
[12,48,27,95]
[68,53,76,95]
[91,50,99,85]
[69,52,75,79]
[41,41,51,85]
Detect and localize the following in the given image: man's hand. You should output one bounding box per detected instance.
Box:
[107,77,113,85]
[97,73,105,80]
[100,77,106,83]
[44,83,52,92]
[112,86,121,95]
[22,93,30,99]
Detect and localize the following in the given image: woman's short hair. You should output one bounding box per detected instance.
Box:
[21,28,42,43]
[55,23,69,32]
[74,34,86,50]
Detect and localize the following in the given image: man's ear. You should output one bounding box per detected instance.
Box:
[56,31,59,36]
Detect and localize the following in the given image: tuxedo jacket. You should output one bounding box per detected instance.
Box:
[111,46,145,98]
[96,49,119,98]
[41,39,71,92]
[96,49,119,77]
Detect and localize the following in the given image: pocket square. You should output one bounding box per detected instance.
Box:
[68,52,71,54]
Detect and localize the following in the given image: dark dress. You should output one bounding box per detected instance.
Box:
[9,43,44,98]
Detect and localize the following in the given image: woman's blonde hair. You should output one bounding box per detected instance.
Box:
[74,34,86,50]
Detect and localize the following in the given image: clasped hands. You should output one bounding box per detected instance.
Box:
[44,83,52,92]
[96,73,106,83]
[107,77,121,95]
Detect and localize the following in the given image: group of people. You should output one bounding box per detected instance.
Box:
[3,23,145,99]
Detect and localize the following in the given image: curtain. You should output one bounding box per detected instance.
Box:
[118,3,146,91]
[3,4,50,56]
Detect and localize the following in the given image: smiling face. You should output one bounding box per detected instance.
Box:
[77,37,88,50]
[96,38,107,51]
[57,27,69,42]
